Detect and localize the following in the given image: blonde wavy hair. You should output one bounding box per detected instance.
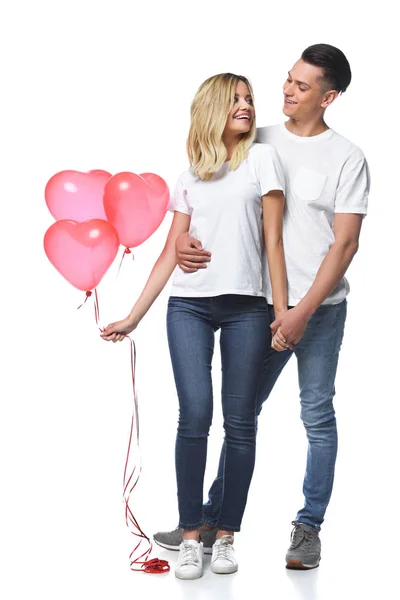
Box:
[187,73,256,181]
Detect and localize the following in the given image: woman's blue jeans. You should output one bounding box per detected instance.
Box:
[167,295,270,532]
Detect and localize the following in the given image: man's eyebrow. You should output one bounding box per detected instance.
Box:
[287,71,312,89]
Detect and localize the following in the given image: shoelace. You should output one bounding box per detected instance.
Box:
[289,522,316,550]
[180,543,201,566]
[213,536,235,562]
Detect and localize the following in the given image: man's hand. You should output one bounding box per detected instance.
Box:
[270,306,310,349]
[176,232,211,273]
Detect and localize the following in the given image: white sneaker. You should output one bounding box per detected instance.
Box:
[175,539,204,580]
[211,535,238,574]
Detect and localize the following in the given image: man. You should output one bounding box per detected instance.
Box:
[154,43,370,570]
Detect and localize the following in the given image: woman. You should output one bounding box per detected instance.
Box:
[102,73,287,579]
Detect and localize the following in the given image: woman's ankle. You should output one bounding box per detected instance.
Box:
[183,529,201,542]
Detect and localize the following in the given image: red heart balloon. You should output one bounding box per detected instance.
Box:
[103,172,170,248]
[45,170,112,222]
[43,219,120,291]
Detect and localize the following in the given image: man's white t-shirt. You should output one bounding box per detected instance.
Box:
[257,123,370,306]
[168,143,285,297]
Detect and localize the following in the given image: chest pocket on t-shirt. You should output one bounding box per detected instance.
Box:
[293,167,327,202]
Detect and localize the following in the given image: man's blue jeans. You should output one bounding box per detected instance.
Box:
[167,295,270,532]
[203,300,347,530]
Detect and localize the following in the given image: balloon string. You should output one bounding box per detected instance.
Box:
[83,289,169,574]
[117,248,135,278]
[123,337,169,573]
[93,288,101,327]
[77,290,93,310]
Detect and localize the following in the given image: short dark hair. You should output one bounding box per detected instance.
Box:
[301,43,352,94]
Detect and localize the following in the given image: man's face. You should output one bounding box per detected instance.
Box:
[282,59,330,119]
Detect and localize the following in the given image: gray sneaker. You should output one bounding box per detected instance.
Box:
[285,521,321,569]
[153,527,217,555]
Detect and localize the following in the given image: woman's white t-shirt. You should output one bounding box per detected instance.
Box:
[168,144,285,297]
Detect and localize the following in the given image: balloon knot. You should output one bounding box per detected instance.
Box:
[86,291,92,297]
[125,248,132,254]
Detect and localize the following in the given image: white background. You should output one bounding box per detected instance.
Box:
[1,1,399,598]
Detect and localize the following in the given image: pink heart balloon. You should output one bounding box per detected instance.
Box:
[45,170,112,222]
[44,219,120,291]
[87,170,113,178]
[103,172,170,248]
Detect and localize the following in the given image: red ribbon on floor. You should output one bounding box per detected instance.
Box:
[78,289,170,574]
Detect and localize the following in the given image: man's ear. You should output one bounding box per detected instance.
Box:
[321,89,339,109]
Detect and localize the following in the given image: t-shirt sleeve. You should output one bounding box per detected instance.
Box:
[256,145,286,197]
[334,149,370,215]
[167,172,190,215]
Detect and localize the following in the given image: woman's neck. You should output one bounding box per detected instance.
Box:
[222,133,241,161]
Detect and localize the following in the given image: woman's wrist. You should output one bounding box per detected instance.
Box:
[128,310,140,328]
[273,305,287,317]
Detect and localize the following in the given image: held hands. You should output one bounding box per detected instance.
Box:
[101,315,137,343]
[271,326,293,352]
[176,232,211,273]
[270,307,310,352]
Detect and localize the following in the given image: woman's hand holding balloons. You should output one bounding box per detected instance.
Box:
[101,315,138,342]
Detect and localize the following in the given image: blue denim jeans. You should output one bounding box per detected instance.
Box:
[167,295,270,532]
[203,300,347,530]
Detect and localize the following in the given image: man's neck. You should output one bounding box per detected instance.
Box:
[284,117,329,138]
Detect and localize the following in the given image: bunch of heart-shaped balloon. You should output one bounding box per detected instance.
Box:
[43,169,170,292]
